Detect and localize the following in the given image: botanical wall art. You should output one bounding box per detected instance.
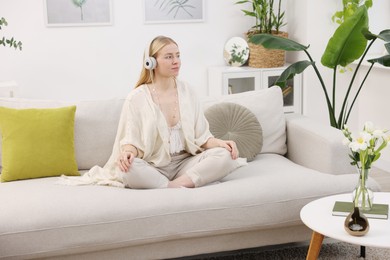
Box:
[144,0,205,24]
[45,0,112,27]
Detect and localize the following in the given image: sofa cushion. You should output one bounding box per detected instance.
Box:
[0,106,79,182]
[0,98,124,170]
[204,102,263,161]
[202,86,286,155]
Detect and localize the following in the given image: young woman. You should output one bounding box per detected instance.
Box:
[101,35,243,189]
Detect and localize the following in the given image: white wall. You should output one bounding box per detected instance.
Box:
[0,0,253,100]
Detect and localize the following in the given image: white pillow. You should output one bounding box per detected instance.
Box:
[202,86,286,155]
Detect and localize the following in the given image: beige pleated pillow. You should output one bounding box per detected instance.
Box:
[204,102,263,161]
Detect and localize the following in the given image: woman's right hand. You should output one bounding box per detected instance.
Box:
[117,151,136,172]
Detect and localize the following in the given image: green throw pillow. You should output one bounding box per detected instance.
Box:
[0,106,79,182]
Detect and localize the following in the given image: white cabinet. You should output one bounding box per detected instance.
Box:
[208,65,302,113]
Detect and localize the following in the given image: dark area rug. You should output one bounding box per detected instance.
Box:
[177,240,390,260]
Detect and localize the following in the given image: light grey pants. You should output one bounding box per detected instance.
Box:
[122,147,239,189]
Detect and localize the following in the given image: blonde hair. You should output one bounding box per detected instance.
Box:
[135,36,178,88]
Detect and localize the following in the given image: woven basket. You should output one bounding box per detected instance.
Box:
[248,31,288,68]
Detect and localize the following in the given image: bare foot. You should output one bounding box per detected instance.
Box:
[168,175,195,188]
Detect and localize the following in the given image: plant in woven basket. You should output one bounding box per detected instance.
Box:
[235,0,287,68]
[235,0,286,36]
[249,6,390,129]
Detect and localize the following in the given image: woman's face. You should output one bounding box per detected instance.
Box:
[154,43,181,78]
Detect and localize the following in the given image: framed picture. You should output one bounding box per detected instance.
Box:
[144,0,205,24]
[44,0,113,27]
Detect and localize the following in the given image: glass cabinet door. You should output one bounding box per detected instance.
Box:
[227,77,255,94]
[263,70,301,113]
[267,75,294,106]
[222,71,260,95]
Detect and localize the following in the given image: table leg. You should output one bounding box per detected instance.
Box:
[360,246,366,258]
[306,231,324,260]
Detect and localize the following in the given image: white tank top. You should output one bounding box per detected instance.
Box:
[168,121,185,155]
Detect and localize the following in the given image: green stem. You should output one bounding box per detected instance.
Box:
[344,62,374,124]
[276,0,281,33]
[304,49,337,128]
[338,38,377,127]
[332,68,337,120]
[268,0,274,33]
[354,166,372,209]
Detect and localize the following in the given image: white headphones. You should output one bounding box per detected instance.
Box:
[144,39,157,70]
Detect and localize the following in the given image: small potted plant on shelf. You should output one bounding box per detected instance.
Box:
[235,0,287,68]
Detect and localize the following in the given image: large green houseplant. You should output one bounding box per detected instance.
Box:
[0,17,22,50]
[235,0,287,67]
[249,5,390,129]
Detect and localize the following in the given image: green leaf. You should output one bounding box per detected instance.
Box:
[368,55,390,66]
[72,0,86,7]
[364,0,373,8]
[235,0,249,4]
[378,29,390,42]
[274,61,313,88]
[385,43,390,54]
[373,152,381,162]
[248,33,309,51]
[242,10,256,17]
[0,17,8,27]
[321,5,369,68]
[332,11,343,23]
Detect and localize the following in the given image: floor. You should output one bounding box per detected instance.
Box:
[370,166,390,191]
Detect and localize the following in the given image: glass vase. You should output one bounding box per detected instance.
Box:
[352,167,374,211]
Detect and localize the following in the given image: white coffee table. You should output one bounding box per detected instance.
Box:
[300,192,390,259]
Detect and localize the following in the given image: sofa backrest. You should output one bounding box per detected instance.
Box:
[0,98,124,170]
[0,86,286,171]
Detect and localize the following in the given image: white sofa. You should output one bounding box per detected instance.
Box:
[0,87,380,260]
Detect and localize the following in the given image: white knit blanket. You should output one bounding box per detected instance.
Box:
[57,166,125,188]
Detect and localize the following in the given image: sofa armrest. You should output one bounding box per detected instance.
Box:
[285,114,355,175]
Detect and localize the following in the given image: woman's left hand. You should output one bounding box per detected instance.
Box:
[202,137,239,159]
[217,139,239,160]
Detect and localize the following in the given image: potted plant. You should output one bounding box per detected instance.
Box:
[235,0,287,68]
[249,5,390,129]
[0,17,22,50]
